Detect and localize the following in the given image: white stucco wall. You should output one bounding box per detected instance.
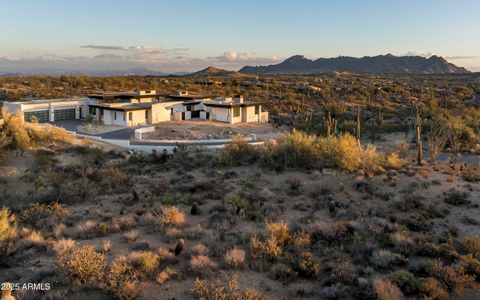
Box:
[126,110,147,126]
[103,110,127,126]
[209,107,232,123]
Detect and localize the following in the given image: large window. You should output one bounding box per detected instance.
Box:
[233,107,240,118]
[114,111,117,120]
[255,105,259,115]
[129,112,133,121]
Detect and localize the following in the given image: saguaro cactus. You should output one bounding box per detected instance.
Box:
[323,110,337,137]
[415,108,423,166]
[355,106,362,150]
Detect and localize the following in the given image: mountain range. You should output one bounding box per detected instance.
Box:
[239,54,469,74]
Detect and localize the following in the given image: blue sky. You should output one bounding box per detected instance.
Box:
[0,0,479,73]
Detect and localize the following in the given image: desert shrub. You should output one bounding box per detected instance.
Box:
[394,194,423,212]
[285,177,303,195]
[155,206,185,226]
[359,145,385,176]
[420,277,448,300]
[218,135,259,166]
[123,230,139,244]
[309,221,353,244]
[128,251,159,276]
[391,270,421,295]
[325,133,361,172]
[0,111,31,150]
[27,123,72,146]
[444,189,471,205]
[17,230,47,250]
[372,277,403,300]
[250,221,289,260]
[224,248,246,269]
[261,129,320,170]
[371,249,395,268]
[295,251,320,278]
[156,267,179,285]
[111,214,136,231]
[191,243,209,256]
[194,272,271,300]
[106,256,142,299]
[462,235,480,257]
[460,254,480,277]
[101,166,130,191]
[269,263,298,283]
[52,238,77,254]
[20,201,67,228]
[427,260,475,294]
[0,208,17,262]
[190,255,218,275]
[57,245,106,285]
[384,152,408,170]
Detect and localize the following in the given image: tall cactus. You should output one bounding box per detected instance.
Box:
[355,106,361,150]
[415,107,423,166]
[323,110,337,137]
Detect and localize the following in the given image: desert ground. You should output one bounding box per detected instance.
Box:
[142,120,286,141]
[1,115,480,300]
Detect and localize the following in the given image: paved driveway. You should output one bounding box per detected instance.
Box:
[52,120,135,140]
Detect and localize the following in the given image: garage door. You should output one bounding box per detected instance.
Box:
[54,108,76,121]
[24,110,49,123]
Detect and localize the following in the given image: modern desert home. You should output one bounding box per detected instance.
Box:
[2,98,92,122]
[2,90,268,126]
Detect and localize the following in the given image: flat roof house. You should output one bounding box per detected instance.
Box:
[2,98,92,122]
[2,90,268,126]
[203,96,268,124]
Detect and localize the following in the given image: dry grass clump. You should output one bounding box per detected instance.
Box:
[155,267,179,285]
[0,110,31,150]
[26,123,72,146]
[250,221,290,260]
[127,250,160,276]
[224,248,246,269]
[194,273,271,300]
[373,277,403,300]
[0,207,17,262]
[101,166,130,190]
[17,230,47,250]
[52,238,77,254]
[111,214,136,231]
[20,201,67,227]
[384,152,408,170]
[190,255,218,275]
[191,243,209,256]
[106,256,142,299]
[56,245,106,285]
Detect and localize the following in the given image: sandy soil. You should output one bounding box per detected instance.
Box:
[143,120,288,140]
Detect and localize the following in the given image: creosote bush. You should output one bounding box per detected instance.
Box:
[56,245,106,285]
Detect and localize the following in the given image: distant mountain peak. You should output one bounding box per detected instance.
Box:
[186,66,253,78]
[239,54,469,75]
